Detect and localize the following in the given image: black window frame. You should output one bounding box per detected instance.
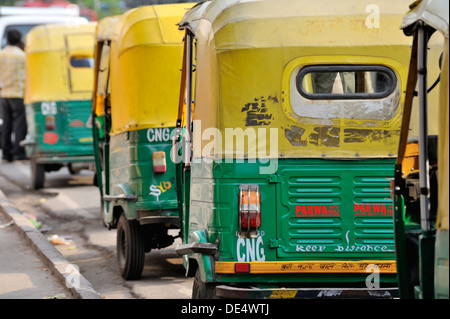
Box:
[296,65,398,100]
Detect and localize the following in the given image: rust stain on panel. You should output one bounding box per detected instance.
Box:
[285,126,307,146]
[285,126,340,147]
[343,129,392,143]
[309,126,340,147]
[242,95,277,126]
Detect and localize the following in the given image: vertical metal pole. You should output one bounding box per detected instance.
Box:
[184,31,193,167]
[417,25,430,232]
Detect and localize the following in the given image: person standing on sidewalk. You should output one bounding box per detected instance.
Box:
[0,29,27,162]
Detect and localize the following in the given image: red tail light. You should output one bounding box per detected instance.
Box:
[45,115,55,130]
[238,184,261,238]
[235,263,251,273]
[153,151,166,173]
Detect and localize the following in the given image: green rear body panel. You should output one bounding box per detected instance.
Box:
[27,100,94,162]
[104,128,178,223]
[185,158,397,284]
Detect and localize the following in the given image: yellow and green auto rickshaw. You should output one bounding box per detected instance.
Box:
[23,22,96,189]
[393,0,449,299]
[92,3,195,280]
[174,0,414,298]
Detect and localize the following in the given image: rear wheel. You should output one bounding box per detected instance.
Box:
[31,159,45,190]
[116,214,145,280]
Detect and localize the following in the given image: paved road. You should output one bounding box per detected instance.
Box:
[0,157,193,299]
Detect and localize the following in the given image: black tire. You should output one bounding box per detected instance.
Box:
[192,268,217,299]
[31,159,45,190]
[68,163,77,175]
[93,172,98,187]
[99,200,107,227]
[68,163,82,175]
[116,214,145,280]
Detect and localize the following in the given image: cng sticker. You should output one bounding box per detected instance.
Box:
[147,128,170,143]
[41,101,57,115]
[237,236,265,262]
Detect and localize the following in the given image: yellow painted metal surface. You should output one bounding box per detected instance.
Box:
[215,260,397,274]
[402,142,419,175]
[180,0,414,159]
[93,16,119,115]
[408,31,445,139]
[269,290,298,299]
[109,3,196,134]
[437,37,449,231]
[24,23,96,104]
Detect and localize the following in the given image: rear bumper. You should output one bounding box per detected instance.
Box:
[176,242,218,255]
[216,285,399,299]
[215,260,397,274]
[34,155,94,164]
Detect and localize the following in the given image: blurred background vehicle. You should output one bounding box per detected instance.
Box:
[20,1,98,21]
[0,4,87,148]
[23,22,96,189]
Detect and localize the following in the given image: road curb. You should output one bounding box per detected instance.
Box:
[0,189,103,299]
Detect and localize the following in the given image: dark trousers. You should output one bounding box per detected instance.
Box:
[1,97,27,161]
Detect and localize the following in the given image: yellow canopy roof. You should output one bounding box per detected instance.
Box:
[25,22,97,104]
[180,0,415,159]
[113,3,195,57]
[181,0,411,48]
[109,3,196,134]
[25,22,96,53]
